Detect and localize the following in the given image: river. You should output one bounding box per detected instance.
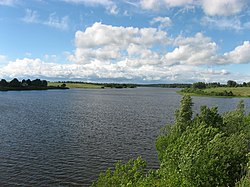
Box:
[0,88,249,186]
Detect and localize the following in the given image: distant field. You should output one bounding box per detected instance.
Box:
[180,87,250,97]
[204,87,250,97]
[48,82,104,89]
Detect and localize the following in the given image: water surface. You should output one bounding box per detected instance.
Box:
[0,88,249,186]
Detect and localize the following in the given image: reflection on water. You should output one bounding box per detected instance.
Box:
[0,88,249,186]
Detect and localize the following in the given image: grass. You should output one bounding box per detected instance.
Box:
[205,87,250,97]
[179,87,250,97]
[48,82,105,89]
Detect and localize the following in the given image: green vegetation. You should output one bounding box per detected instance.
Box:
[180,80,250,97]
[48,82,104,89]
[137,83,191,88]
[92,95,250,186]
[49,81,193,89]
[49,81,137,89]
[0,78,69,91]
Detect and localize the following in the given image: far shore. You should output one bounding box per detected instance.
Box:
[179,87,250,98]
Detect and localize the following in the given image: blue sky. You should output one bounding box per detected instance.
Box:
[0,0,250,83]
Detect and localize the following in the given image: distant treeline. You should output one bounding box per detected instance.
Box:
[137,83,192,88]
[57,81,137,88]
[191,80,250,89]
[0,78,68,91]
[57,81,192,88]
[180,80,250,97]
[0,78,48,87]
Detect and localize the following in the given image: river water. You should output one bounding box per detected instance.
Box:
[0,88,249,186]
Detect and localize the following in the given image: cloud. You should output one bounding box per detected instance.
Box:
[0,0,17,6]
[44,13,69,30]
[140,0,193,10]
[140,0,160,10]
[0,54,7,62]
[0,57,240,83]
[150,16,172,29]
[69,23,250,68]
[201,0,246,16]
[108,4,119,15]
[63,0,119,15]
[139,0,247,16]
[63,0,113,6]
[1,23,249,83]
[22,9,69,30]
[69,22,169,64]
[163,33,218,65]
[201,16,250,31]
[22,9,39,23]
[164,33,250,66]
[201,16,243,30]
[223,41,250,64]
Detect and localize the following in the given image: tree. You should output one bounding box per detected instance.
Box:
[9,78,21,87]
[42,80,48,87]
[175,95,193,130]
[92,157,149,187]
[227,80,237,87]
[156,97,249,186]
[192,82,206,89]
[0,79,8,87]
[26,79,32,86]
[31,79,47,87]
[31,79,42,86]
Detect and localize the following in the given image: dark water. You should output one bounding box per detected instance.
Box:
[0,88,250,186]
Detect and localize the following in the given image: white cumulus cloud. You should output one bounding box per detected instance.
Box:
[0,57,240,83]
[223,41,250,64]
[69,22,169,64]
[164,33,218,65]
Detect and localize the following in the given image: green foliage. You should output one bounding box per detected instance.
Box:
[92,157,149,187]
[92,96,250,187]
[0,79,8,87]
[192,82,206,89]
[0,78,68,91]
[9,78,21,87]
[228,80,237,87]
[155,99,249,186]
[175,95,193,128]
[180,87,235,97]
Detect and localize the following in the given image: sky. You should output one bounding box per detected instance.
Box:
[0,0,250,83]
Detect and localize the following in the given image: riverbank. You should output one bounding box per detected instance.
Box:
[48,82,105,89]
[178,87,250,97]
[48,82,137,89]
[0,86,69,91]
